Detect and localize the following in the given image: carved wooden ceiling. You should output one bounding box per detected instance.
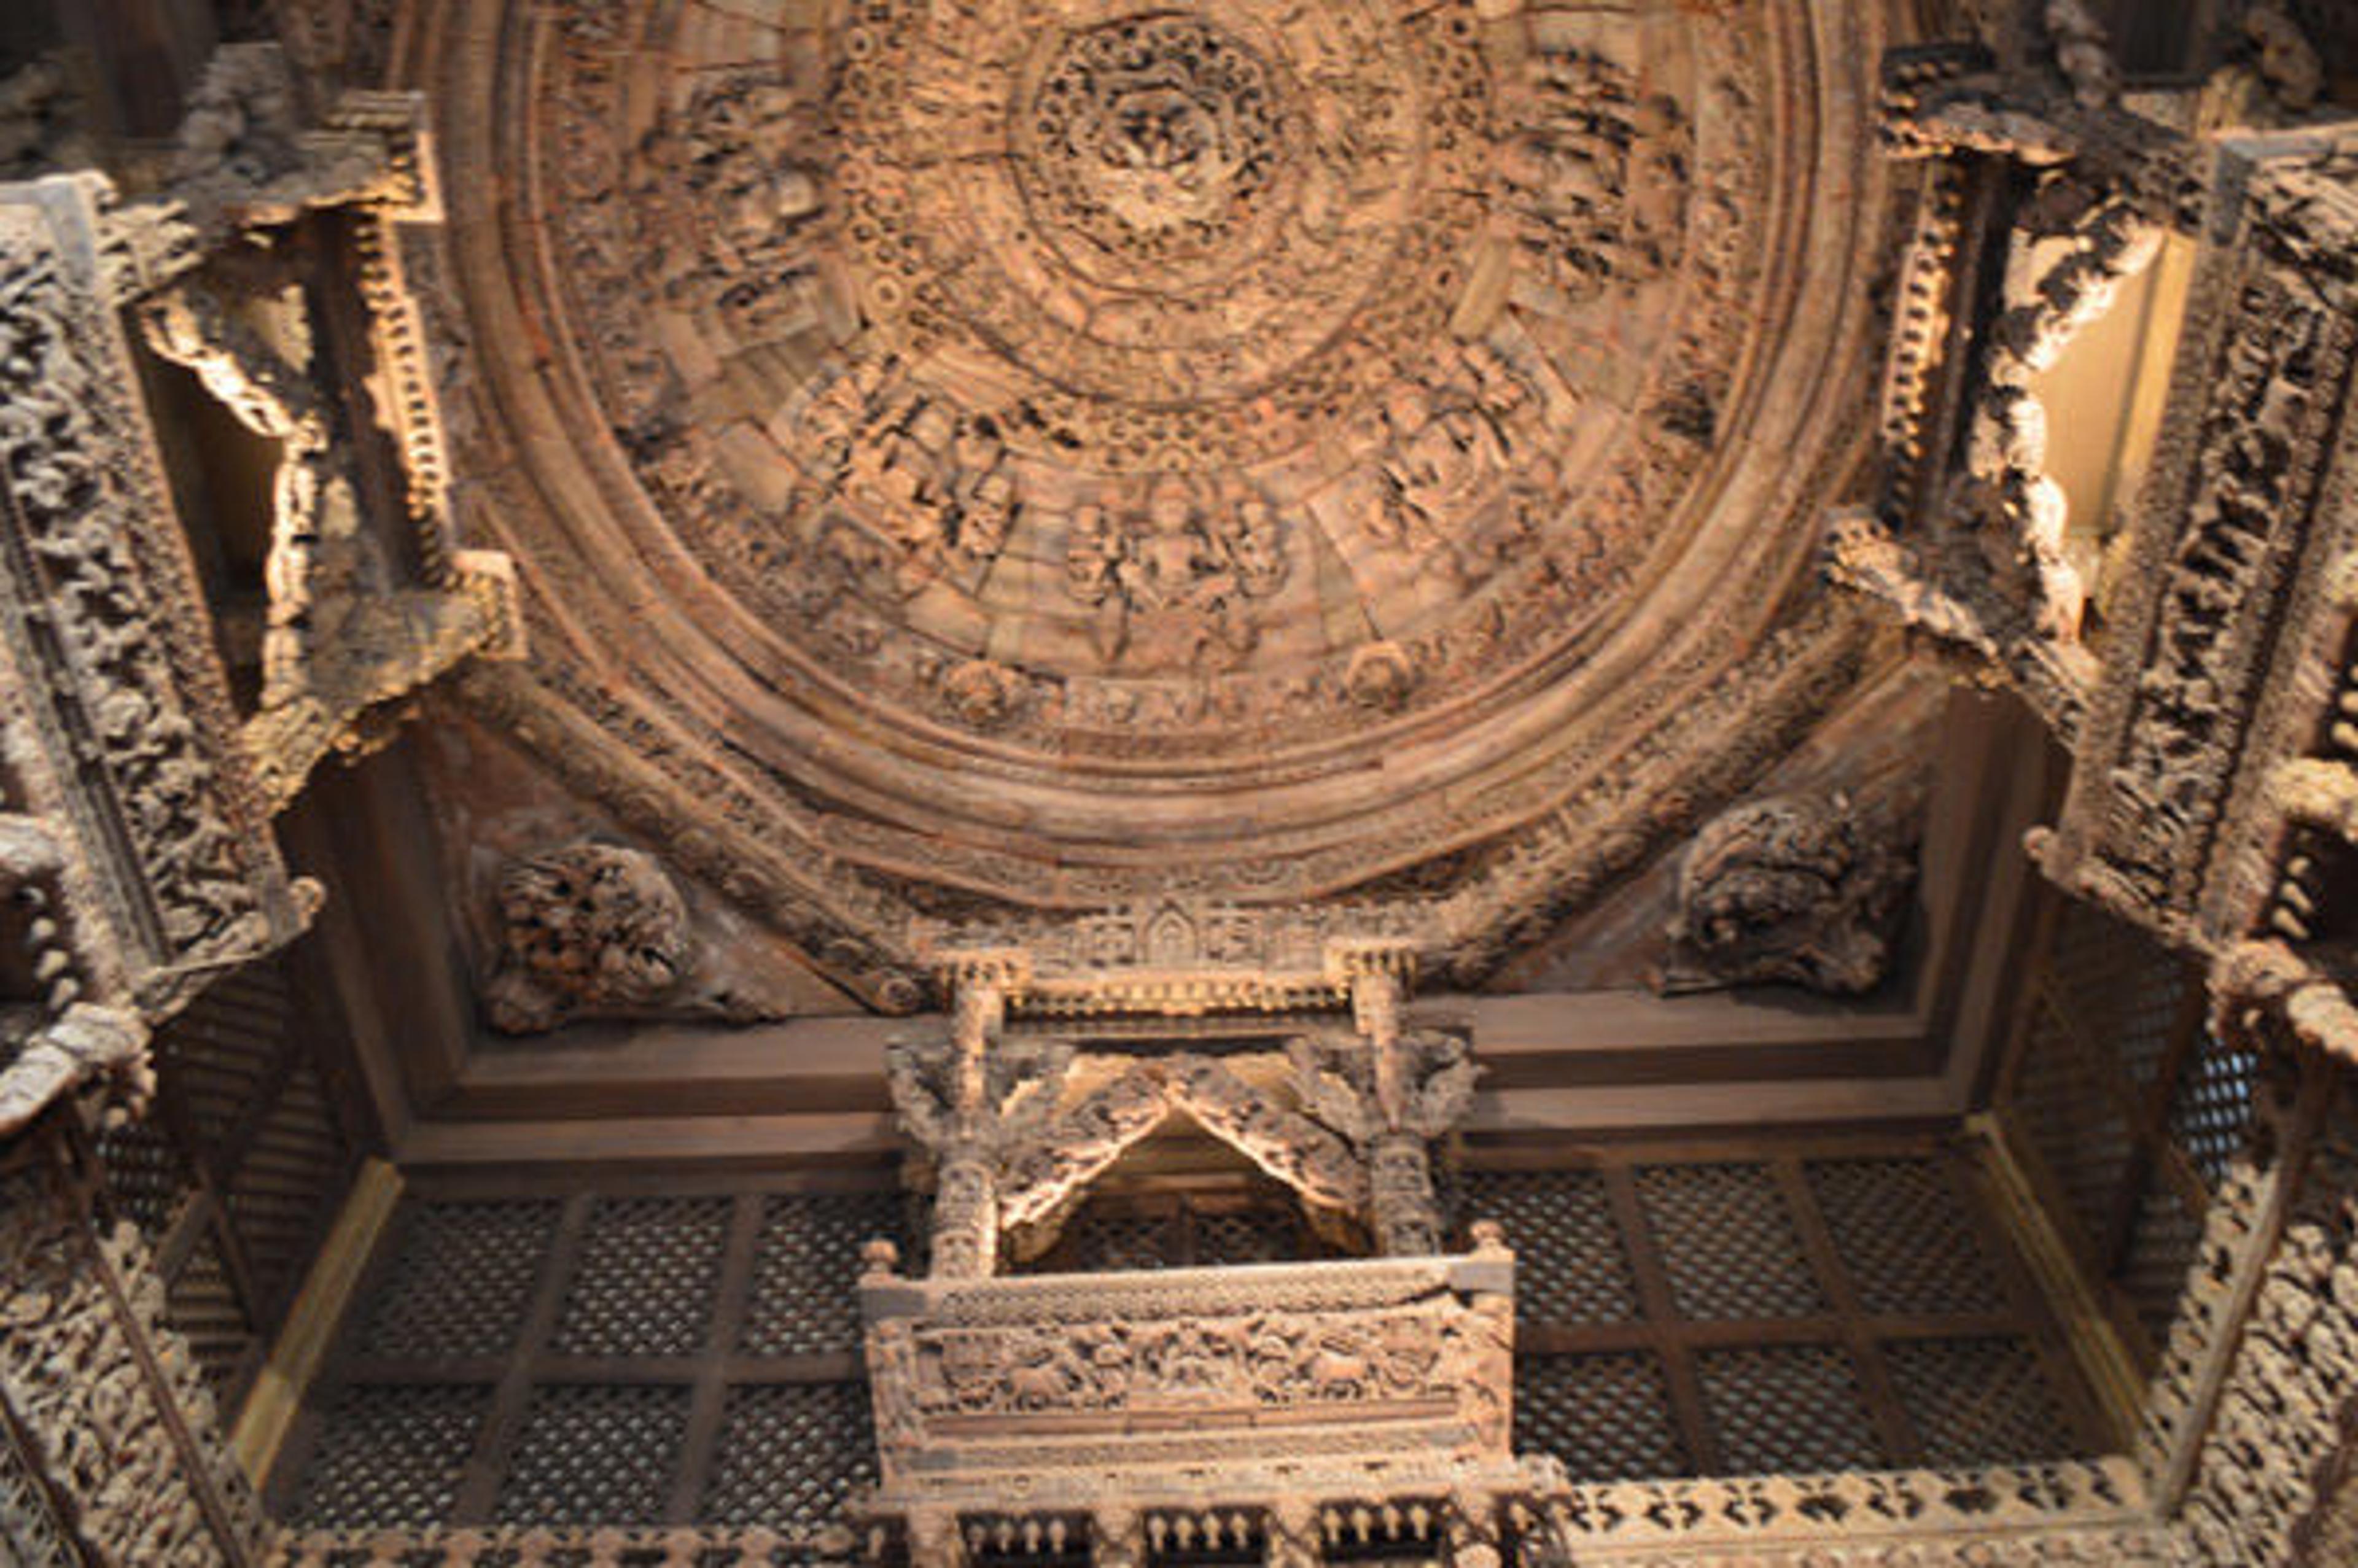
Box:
[395,0,1909,1004]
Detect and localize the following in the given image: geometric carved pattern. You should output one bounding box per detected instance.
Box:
[2165,1033,2261,1187]
[1883,1337,2074,1469]
[360,1200,561,1361]
[88,948,361,1406]
[163,1230,256,1395]
[1514,1352,1691,1481]
[1696,1344,1888,1475]
[2013,993,2139,1256]
[492,1384,691,1527]
[550,1197,730,1357]
[224,1058,345,1311]
[1636,1164,1826,1321]
[1461,1170,1640,1324]
[1805,1159,2005,1317]
[289,1384,491,1530]
[2118,1179,2204,1349]
[701,1383,876,1529]
[289,1153,2096,1521]
[742,1193,912,1356]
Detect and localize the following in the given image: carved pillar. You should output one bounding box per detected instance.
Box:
[1368,1131,1442,1256]
[932,969,1006,1278]
[0,1124,268,1566]
[2173,1052,2358,1564]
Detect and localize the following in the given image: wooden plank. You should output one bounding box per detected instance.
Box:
[447,1193,592,1526]
[1773,1159,1921,1467]
[1601,1165,1719,1475]
[667,1193,765,1523]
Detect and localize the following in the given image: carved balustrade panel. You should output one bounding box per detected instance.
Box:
[861,1249,1516,1510]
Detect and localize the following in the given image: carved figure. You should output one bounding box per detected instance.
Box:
[1503,46,1689,300]
[1661,793,1916,996]
[483,842,696,1032]
[2244,3,2325,114]
[2044,1,2119,110]
[1061,478,1289,670]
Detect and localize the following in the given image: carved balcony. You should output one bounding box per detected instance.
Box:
[857,1239,1554,1562]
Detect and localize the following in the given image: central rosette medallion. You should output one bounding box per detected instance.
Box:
[1023,14,1290,267]
[570,0,1748,755]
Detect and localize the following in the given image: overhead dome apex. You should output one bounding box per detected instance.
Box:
[407,0,1904,987]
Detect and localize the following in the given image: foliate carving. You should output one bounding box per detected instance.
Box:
[2242,3,2325,116]
[0,1148,267,1566]
[1289,1029,1482,1254]
[0,60,93,182]
[1660,793,1916,996]
[164,45,424,236]
[483,841,759,1033]
[2042,1,2121,112]
[887,1031,1375,1269]
[1164,1053,1368,1217]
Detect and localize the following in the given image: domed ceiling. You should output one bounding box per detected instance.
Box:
[402,0,1907,1002]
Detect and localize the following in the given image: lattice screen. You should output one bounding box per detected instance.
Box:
[1029,1187,1320,1275]
[286,1185,908,1531]
[1999,899,2259,1361]
[1471,1147,2102,1481]
[88,949,362,1402]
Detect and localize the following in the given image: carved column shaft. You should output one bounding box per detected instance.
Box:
[1369,1130,1444,1256]
[929,1148,1001,1279]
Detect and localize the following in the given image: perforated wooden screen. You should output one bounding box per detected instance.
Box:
[85,949,366,1404]
[1466,1142,2104,1481]
[281,1184,911,1534]
[1998,898,2260,1360]
[282,1143,2099,1532]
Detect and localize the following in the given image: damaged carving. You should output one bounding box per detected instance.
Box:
[1661,793,1916,996]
